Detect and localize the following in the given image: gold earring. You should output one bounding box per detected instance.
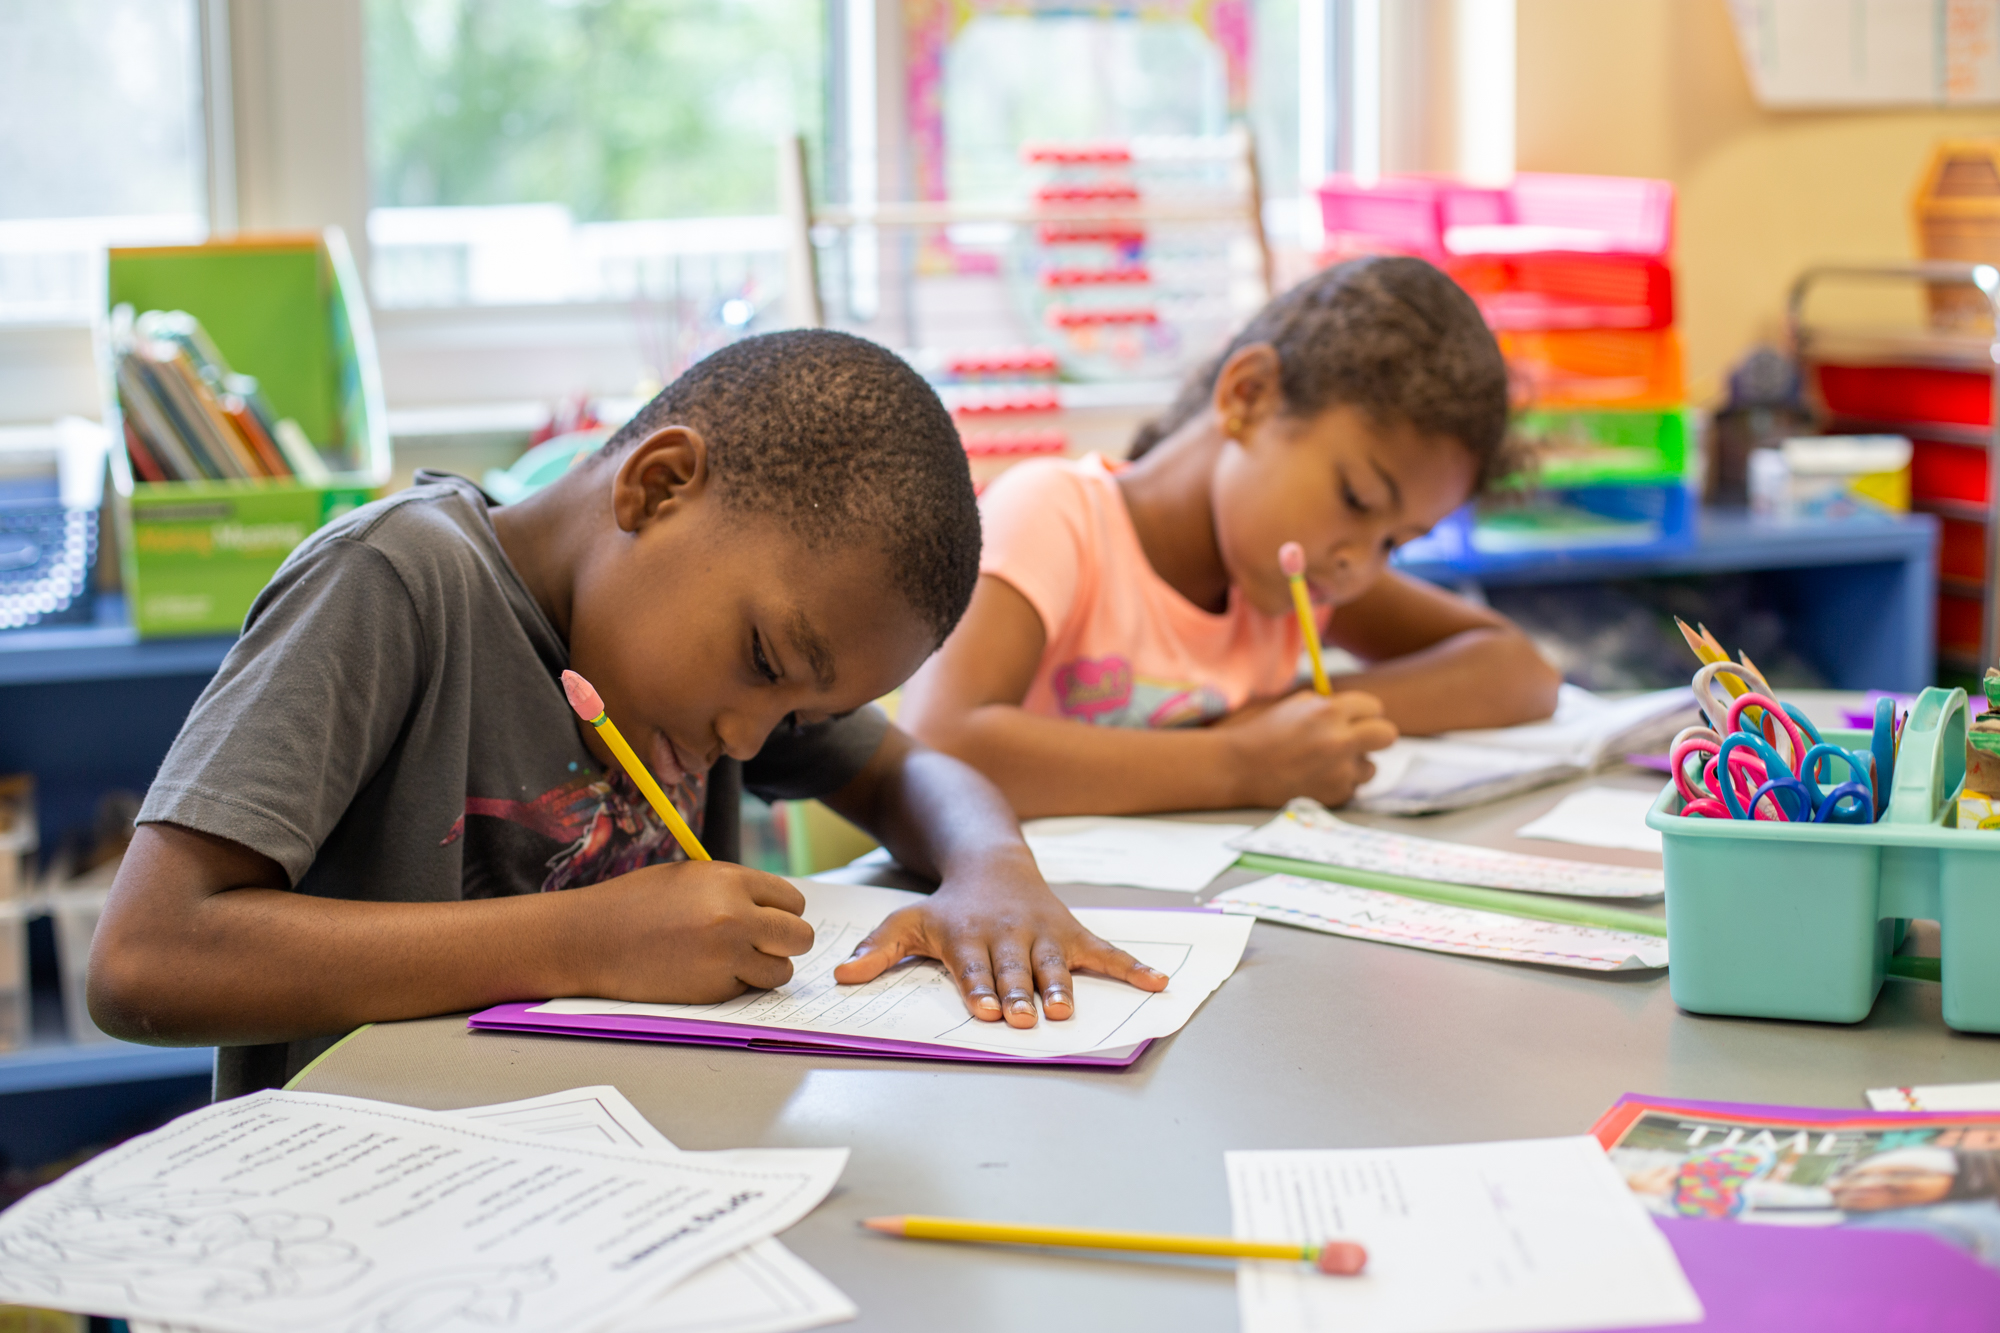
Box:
[1225,415,1245,438]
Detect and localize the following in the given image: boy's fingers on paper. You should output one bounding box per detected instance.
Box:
[828,912,911,984]
[1351,717,1399,752]
[749,875,808,916]
[948,944,1006,1022]
[752,905,816,957]
[736,947,796,991]
[1071,932,1169,992]
[1031,943,1075,1020]
[990,938,1040,1028]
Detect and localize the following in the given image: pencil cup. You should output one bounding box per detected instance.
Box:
[1648,686,2000,1032]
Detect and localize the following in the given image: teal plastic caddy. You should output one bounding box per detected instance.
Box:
[1647,686,2000,1031]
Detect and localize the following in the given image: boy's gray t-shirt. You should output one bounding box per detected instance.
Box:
[138,471,888,905]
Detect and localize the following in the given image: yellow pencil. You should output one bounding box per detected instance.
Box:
[1279,542,1331,696]
[862,1214,1368,1275]
[561,668,711,861]
[1674,618,1751,701]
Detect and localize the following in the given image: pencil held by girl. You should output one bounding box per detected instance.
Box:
[901,256,1561,818]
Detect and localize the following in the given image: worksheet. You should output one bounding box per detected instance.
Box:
[1227,1137,1702,1333]
[1211,874,1668,972]
[1232,800,1665,899]
[1866,1080,2000,1112]
[1514,786,1664,855]
[131,1086,855,1333]
[1348,686,1695,815]
[533,881,1253,1059]
[0,1089,846,1333]
[1021,816,1252,892]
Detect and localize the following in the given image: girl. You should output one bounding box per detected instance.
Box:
[899,256,1561,817]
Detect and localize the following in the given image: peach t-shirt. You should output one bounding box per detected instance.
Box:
[979,454,1319,728]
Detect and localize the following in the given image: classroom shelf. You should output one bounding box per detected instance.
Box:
[0,596,234,687]
[1397,507,1938,693]
[0,1039,211,1097]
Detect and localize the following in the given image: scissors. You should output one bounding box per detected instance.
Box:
[1870,697,1898,817]
[1726,692,1810,771]
[1693,662,1767,732]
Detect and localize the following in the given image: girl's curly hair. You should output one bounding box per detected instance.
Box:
[1130,255,1512,488]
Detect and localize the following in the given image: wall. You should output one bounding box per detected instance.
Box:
[1516,0,2000,401]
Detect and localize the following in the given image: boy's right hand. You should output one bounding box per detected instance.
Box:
[571,862,814,1003]
[1219,689,1399,809]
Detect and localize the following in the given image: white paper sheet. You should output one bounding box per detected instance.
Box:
[1351,687,1695,815]
[1021,817,1252,892]
[1866,1080,2000,1112]
[534,880,1252,1059]
[1233,800,1664,899]
[1212,874,1668,972]
[1228,1137,1703,1333]
[130,1087,855,1333]
[0,1089,846,1333]
[1514,786,1665,855]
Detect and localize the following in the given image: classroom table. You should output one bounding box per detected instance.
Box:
[291,692,2000,1331]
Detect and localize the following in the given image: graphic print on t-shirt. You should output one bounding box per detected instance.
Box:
[1051,653,1228,729]
[441,766,706,895]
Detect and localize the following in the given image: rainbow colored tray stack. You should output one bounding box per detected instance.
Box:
[1320,172,1691,564]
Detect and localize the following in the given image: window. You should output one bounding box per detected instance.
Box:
[363,0,826,310]
[0,0,210,317]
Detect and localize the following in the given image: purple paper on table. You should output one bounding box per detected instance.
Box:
[1619,1217,2000,1333]
[1624,752,1676,774]
[467,1002,1150,1068]
[1840,691,1919,731]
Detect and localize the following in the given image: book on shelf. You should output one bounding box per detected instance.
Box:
[110,304,330,486]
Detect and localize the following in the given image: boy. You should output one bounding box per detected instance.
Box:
[91,330,1166,1081]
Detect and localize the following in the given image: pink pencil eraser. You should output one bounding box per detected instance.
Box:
[1314,1240,1368,1276]
[561,669,604,720]
[1279,541,1307,578]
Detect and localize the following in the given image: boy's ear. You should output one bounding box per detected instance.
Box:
[1211,343,1283,432]
[611,426,709,533]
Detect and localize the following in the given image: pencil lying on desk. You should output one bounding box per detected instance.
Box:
[862,1215,1368,1275]
[1280,542,1331,696]
[561,668,711,861]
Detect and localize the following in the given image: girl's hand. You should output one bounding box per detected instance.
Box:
[1219,689,1399,808]
[570,861,815,1003]
[830,854,1169,1027]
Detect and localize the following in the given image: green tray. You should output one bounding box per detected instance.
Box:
[104,230,391,637]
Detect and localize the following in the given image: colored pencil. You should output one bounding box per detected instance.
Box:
[560,669,711,861]
[861,1215,1368,1275]
[1279,542,1331,695]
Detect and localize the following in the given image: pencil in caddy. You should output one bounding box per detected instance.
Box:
[1647,684,2000,1032]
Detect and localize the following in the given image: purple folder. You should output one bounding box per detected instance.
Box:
[467,1002,1151,1068]
[1636,1216,2000,1333]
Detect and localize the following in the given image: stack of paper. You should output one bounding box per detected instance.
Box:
[1353,685,1695,814]
[1232,799,1665,899]
[474,880,1254,1066]
[0,1088,849,1333]
[1229,1137,1702,1333]
[1021,816,1252,892]
[1212,873,1668,972]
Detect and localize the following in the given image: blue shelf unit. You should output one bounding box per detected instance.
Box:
[1395,508,1939,694]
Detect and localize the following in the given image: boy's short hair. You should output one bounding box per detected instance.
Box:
[603,329,979,647]
[1132,256,1513,486]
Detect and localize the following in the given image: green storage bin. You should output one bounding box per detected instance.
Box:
[104,229,390,637]
[1646,685,2000,1031]
[1502,407,1692,490]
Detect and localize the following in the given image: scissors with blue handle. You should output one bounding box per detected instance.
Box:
[1871,697,1898,818]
